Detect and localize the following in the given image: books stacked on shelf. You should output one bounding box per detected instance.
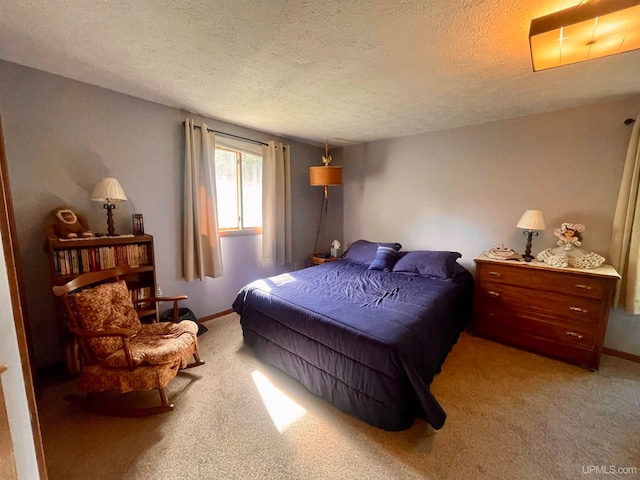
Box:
[132,286,153,310]
[52,243,149,275]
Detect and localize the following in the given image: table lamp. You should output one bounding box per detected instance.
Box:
[517,210,546,262]
[91,177,127,236]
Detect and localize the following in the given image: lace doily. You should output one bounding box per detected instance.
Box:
[536,248,605,269]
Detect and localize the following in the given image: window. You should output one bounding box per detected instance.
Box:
[214,137,263,235]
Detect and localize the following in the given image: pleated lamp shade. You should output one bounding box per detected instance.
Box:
[91,177,128,203]
[516,210,546,231]
[309,166,342,186]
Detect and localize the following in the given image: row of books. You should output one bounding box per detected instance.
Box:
[132,286,154,310]
[53,244,150,275]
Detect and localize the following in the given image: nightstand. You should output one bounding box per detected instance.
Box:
[471,254,620,370]
[308,253,340,267]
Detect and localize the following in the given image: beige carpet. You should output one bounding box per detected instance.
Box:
[38,313,640,480]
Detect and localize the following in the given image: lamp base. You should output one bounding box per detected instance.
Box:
[522,230,539,263]
[102,203,116,236]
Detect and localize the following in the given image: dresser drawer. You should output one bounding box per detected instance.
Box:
[475,309,597,350]
[475,317,598,369]
[475,281,604,326]
[476,263,607,299]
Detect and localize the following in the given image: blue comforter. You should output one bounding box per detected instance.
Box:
[233,260,473,430]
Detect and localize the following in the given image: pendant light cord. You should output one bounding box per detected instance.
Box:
[313,193,327,253]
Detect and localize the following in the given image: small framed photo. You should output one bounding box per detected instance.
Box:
[133,214,145,235]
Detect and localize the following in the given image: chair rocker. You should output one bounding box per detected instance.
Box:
[52,265,204,417]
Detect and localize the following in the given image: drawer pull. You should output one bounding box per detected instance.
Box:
[487,291,500,297]
[570,306,589,314]
[574,284,593,290]
[489,271,501,277]
[566,331,584,339]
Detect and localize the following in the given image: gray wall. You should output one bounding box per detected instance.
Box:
[342,97,640,356]
[0,60,343,368]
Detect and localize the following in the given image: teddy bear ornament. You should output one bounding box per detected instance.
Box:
[536,222,604,269]
[44,206,94,240]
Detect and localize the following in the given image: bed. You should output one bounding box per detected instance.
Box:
[232,241,474,431]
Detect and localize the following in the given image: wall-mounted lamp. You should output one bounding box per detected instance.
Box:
[91,177,127,236]
[310,142,342,253]
[517,210,547,262]
[529,0,640,72]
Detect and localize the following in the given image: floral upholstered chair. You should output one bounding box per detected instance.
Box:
[53,265,204,416]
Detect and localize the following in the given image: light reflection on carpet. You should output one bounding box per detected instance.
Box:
[252,369,307,433]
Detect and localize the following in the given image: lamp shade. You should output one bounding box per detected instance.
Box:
[91,177,127,203]
[309,166,342,186]
[517,210,546,231]
[529,0,640,71]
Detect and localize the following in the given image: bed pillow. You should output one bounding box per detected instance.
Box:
[343,240,402,266]
[392,250,461,280]
[368,244,402,271]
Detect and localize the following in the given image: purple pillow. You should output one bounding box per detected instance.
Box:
[392,250,461,280]
[343,240,402,266]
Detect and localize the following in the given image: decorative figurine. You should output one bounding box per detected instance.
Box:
[536,222,605,268]
[555,222,583,250]
[43,206,93,240]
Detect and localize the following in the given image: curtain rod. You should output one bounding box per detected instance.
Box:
[186,121,269,146]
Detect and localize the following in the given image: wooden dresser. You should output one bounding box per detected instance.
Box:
[472,254,620,370]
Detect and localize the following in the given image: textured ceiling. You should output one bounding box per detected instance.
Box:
[0,0,639,145]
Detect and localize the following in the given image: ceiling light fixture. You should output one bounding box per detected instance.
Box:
[529,0,640,72]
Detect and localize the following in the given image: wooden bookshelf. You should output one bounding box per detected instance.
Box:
[46,234,158,375]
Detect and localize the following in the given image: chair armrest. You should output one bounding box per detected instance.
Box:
[72,328,137,339]
[71,328,137,370]
[132,295,188,304]
[133,295,189,323]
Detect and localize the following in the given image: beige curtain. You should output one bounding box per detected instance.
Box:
[183,119,223,281]
[609,114,640,313]
[262,141,292,267]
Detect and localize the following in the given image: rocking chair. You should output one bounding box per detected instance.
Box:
[52,265,204,416]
